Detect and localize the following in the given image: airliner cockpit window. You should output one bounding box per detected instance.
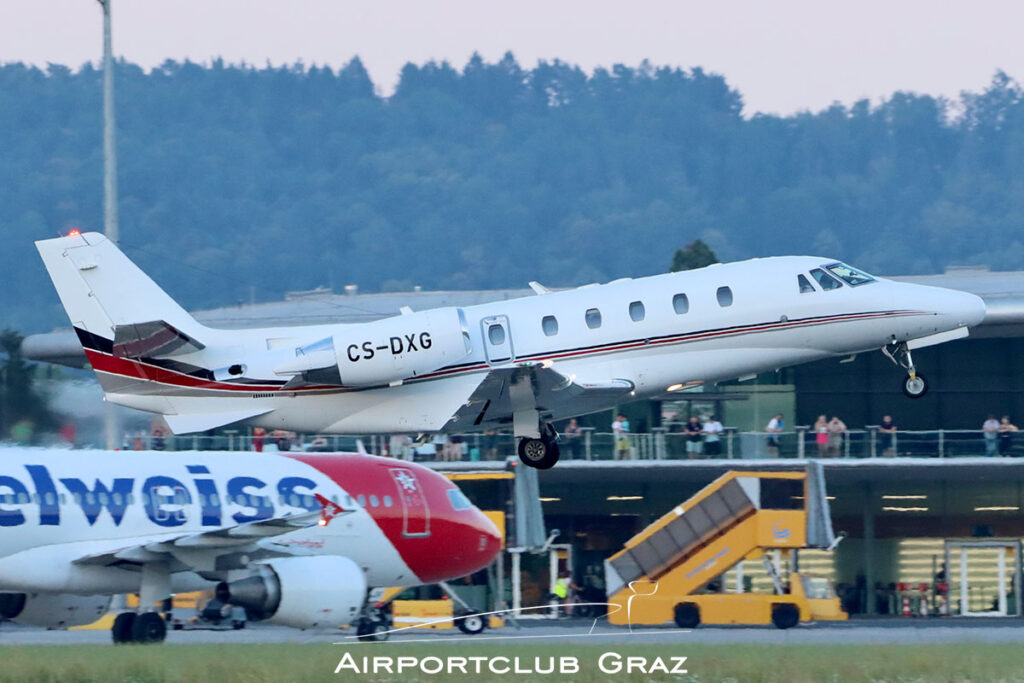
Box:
[810,268,843,291]
[447,489,473,511]
[826,263,876,286]
[798,274,815,293]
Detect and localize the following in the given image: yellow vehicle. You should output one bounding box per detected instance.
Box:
[606,466,847,629]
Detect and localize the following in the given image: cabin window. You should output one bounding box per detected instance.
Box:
[827,263,875,286]
[487,324,506,346]
[357,494,366,507]
[798,274,815,293]
[369,495,379,508]
[383,495,393,508]
[98,492,109,505]
[303,495,314,508]
[44,492,56,506]
[585,308,602,329]
[542,315,559,336]
[716,286,733,307]
[672,293,689,314]
[629,301,645,322]
[810,268,843,291]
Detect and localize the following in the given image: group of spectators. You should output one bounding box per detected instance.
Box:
[982,415,1019,456]
[680,415,725,458]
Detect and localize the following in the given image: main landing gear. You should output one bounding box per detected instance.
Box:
[883,341,928,399]
[517,424,560,470]
[111,611,167,644]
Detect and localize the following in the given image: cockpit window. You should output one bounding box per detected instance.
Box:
[447,489,473,511]
[798,274,815,293]
[826,263,876,286]
[810,268,843,291]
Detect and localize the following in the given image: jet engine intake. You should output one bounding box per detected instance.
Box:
[215,556,365,629]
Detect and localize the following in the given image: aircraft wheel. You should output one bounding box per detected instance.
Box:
[131,612,167,644]
[356,618,390,642]
[111,612,136,644]
[771,603,800,630]
[673,602,700,629]
[456,614,486,634]
[518,438,559,469]
[903,373,928,399]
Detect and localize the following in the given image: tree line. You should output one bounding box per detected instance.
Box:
[2,55,1023,333]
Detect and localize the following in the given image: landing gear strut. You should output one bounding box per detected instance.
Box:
[883,341,928,399]
[517,424,560,470]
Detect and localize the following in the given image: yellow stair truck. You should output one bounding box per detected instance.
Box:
[605,463,847,629]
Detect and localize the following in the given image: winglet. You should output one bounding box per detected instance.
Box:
[316,493,347,527]
[528,281,550,295]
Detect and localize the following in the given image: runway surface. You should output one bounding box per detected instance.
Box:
[4,618,1024,646]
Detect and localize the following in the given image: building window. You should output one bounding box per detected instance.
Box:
[798,274,815,293]
[672,293,689,314]
[629,301,645,322]
[716,286,733,307]
[542,315,559,336]
[585,308,602,329]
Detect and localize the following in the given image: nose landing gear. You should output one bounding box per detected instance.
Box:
[883,341,928,399]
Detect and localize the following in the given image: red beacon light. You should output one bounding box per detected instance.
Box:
[67,229,81,237]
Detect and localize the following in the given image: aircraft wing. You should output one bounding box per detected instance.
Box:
[72,506,351,572]
[445,362,634,432]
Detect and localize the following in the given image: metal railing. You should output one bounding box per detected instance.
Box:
[83,427,1023,461]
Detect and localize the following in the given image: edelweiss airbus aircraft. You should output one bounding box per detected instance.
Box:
[37,232,985,469]
[0,449,500,643]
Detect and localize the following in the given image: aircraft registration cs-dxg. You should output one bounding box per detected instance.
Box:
[0,448,500,644]
[37,232,986,469]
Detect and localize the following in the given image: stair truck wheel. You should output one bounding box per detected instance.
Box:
[673,602,700,629]
[771,603,800,630]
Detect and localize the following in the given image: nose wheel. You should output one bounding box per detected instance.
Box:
[883,341,928,400]
[903,373,928,398]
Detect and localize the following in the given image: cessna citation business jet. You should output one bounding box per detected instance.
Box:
[0,448,501,643]
[37,232,985,470]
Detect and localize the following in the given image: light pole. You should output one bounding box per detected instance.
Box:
[97,0,120,450]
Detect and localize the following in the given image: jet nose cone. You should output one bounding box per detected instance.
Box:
[461,510,503,574]
[952,290,987,328]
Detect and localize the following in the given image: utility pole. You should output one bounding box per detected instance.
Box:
[97,0,120,449]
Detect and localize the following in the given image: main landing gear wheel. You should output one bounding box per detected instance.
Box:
[355,618,390,642]
[518,438,560,469]
[903,373,928,399]
[111,612,136,644]
[130,612,167,644]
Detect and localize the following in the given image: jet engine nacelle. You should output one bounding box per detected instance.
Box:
[0,591,111,628]
[274,307,472,387]
[215,556,365,629]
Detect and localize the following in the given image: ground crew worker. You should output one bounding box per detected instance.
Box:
[552,571,579,617]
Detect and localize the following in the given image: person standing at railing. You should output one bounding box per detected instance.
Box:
[703,415,723,456]
[998,416,1019,456]
[252,427,265,453]
[563,418,582,459]
[827,416,847,458]
[684,416,704,459]
[983,415,1000,456]
[878,416,897,457]
[612,415,631,460]
[813,415,829,457]
[766,414,784,458]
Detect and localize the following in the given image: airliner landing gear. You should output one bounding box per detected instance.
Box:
[517,424,560,470]
[111,611,167,644]
[883,341,929,399]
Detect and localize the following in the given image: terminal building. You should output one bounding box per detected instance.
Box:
[21,265,1024,620]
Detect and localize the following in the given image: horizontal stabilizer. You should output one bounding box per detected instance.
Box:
[113,320,205,359]
[163,408,273,435]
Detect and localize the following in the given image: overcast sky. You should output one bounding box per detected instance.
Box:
[1,0,1021,115]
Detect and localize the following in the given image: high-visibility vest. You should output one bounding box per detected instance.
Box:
[553,578,570,599]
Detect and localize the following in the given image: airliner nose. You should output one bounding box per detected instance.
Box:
[459,509,502,575]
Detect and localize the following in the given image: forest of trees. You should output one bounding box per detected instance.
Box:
[2,54,1024,333]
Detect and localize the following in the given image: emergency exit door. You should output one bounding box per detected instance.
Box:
[481,315,513,364]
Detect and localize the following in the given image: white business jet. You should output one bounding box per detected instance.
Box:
[37,232,985,469]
